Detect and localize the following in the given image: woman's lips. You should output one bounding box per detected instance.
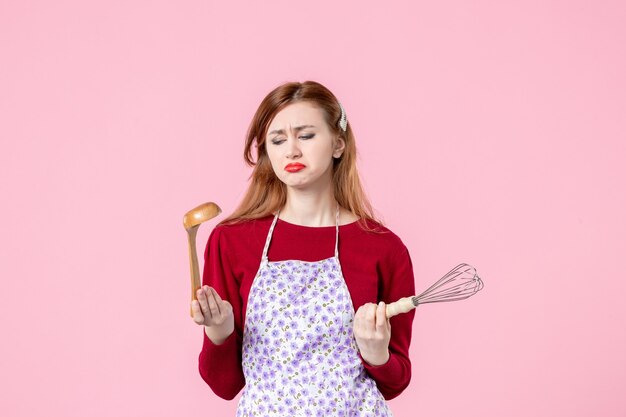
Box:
[285,163,305,172]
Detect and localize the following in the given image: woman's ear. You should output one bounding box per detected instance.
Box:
[333,136,346,158]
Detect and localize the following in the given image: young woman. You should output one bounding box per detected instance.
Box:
[192,80,416,416]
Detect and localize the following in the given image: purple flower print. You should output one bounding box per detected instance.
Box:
[239,244,390,416]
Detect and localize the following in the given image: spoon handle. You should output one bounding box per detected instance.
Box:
[186,226,200,317]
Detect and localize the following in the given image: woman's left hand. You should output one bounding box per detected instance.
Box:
[353,301,391,366]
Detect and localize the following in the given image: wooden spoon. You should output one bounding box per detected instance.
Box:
[183,202,222,317]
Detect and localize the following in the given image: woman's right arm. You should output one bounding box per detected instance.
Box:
[195,226,245,400]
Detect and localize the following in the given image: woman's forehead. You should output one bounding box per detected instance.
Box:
[268,102,326,133]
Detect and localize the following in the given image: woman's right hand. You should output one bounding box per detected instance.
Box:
[191,285,234,345]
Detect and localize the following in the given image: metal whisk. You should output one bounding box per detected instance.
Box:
[386,263,484,318]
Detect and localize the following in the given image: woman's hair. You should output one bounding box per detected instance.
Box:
[217,80,386,233]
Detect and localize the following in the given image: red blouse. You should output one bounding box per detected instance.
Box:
[198,215,416,401]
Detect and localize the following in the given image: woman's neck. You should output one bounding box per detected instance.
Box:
[279,190,339,227]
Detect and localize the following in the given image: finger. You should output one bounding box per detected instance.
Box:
[191,300,205,324]
[365,303,377,330]
[353,306,364,336]
[206,287,221,317]
[197,287,211,318]
[354,304,369,327]
[376,301,388,331]
[210,287,224,314]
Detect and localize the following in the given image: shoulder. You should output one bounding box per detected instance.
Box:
[354,218,409,258]
[209,215,274,244]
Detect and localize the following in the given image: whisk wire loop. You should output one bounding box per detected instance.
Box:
[414,263,484,306]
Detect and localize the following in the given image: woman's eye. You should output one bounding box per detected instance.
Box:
[271,134,315,145]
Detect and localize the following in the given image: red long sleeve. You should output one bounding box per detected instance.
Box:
[197,225,245,400]
[198,216,416,401]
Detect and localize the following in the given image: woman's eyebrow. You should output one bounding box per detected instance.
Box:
[268,125,316,136]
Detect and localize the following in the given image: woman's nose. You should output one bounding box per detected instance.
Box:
[285,136,302,158]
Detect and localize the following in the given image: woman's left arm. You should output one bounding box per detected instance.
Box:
[357,244,416,400]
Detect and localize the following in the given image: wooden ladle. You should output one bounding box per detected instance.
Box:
[183,201,222,317]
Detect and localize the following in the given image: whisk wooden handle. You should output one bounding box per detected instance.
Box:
[386,297,416,318]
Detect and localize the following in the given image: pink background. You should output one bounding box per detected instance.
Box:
[1,1,625,416]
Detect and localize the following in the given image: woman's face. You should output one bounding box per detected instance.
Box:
[265,101,345,190]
